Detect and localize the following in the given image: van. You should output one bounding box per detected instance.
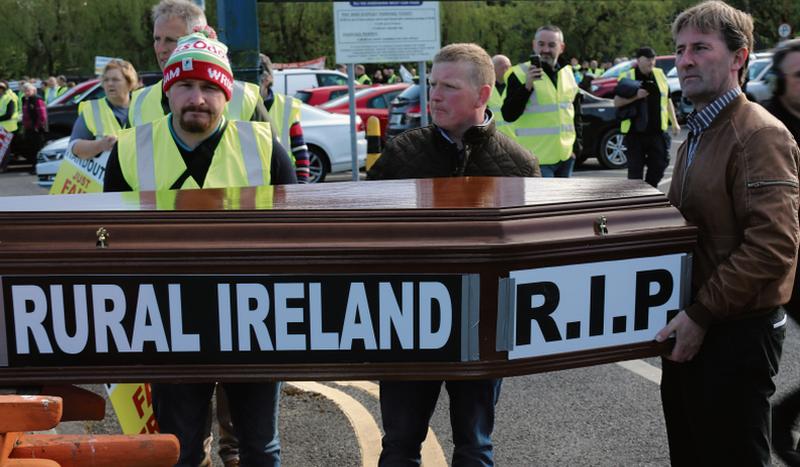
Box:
[272,69,348,96]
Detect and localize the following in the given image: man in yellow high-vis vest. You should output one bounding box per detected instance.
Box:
[488,54,513,137]
[502,25,582,177]
[613,47,680,187]
[259,53,310,182]
[103,31,295,467]
[128,0,266,128]
[356,64,372,85]
[0,81,20,171]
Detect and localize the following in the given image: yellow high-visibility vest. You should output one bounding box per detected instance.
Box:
[129,80,261,127]
[619,67,670,134]
[507,63,578,165]
[488,84,513,138]
[78,98,124,137]
[116,115,273,191]
[268,92,302,159]
[0,92,20,132]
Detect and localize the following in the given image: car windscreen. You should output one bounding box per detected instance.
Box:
[320,87,377,109]
[317,73,347,87]
[748,60,770,80]
[601,61,633,78]
[395,84,421,102]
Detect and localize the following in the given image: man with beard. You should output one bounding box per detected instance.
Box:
[129,0,266,127]
[501,25,582,177]
[103,33,294,466]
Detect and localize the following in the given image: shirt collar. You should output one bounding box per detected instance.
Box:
[436,111,492,143]
[686,87,741,135]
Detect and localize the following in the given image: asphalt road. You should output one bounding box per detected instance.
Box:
[2,134,799,466]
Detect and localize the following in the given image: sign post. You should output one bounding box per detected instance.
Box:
[333,1,440,177]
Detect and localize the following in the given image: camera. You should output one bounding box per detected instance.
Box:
[529,54,541,68]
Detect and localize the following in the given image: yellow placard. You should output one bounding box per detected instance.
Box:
[104,383,159,434]
[49,149,109,195]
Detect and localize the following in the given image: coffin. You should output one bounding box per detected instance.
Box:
[0,177,695,384]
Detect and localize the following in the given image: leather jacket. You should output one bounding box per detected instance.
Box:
[668,94,800,327]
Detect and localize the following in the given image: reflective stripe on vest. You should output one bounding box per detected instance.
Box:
[129,83,159,127]
[223,81,260,121]
[269,93,302,147]
[79,98,124,138]
[0,92,19,132]
[619,67,670,134]
[119,115,273,191]
[508,63,577,165]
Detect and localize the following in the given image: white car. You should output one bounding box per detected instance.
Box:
[272,69,348,96]
[744,57,774,104]
[36,104,366,187]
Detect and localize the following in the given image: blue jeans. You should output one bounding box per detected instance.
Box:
[152,382,281,467]
[539,157,575,178]
[379,379,502,467]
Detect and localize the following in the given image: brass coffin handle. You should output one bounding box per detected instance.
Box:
[594,216,608,236]
[96,227,110,248]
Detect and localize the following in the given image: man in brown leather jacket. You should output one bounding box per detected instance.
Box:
[655,2,800,465]
[368,43,539,466]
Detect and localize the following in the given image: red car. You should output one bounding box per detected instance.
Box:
[588,55,675,98]
[319,83,410,140]
[295,84,369,107]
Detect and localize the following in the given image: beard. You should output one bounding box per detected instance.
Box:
[178,105,215,133]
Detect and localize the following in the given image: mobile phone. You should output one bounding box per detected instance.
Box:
[529,54,541,68]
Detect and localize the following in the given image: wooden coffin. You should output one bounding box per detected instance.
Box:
[0,177,695,384]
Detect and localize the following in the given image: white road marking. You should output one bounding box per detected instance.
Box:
[288,381,382,467]
[616,359,662,384]
[333,381,448,467]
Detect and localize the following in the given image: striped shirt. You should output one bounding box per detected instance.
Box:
[685,87,741,167]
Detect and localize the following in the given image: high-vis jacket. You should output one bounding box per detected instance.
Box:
[129,80,261,126]
[507,63,578,165]
[356,74,372,85]
[78,98,124,137]
[618,67,670,134]
[488,84,513,137]
[268,92,302,149]
[0,91,20,132]
[116,115,273,191]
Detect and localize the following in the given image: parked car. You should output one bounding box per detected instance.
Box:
[744,57,774,104]
[36,102,366,186]
[319,83,409,140]
[386,84,626,169]
[385,83,431,140]
[272,69,348,96]
[666,67,694,122]
[295,84,369,106]
[589,55,676,98]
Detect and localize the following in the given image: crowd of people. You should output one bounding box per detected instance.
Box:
[3,0,800,466]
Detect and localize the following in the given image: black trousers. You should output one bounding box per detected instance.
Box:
[773,261,800,464]
[624,130,670,187]
[661,308,785,466]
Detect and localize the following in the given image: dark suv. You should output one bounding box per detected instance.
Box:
[386,84,431,140]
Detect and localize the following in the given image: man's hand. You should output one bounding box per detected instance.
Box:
[655,310,707,362]
[636,88,649,100]
[525,64,543,91]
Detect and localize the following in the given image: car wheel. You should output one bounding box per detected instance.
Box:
[598,129,627,169]
[307,145,330,183]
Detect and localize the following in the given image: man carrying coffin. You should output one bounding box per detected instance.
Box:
[103,31,295,467]
[368,42,539,466]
